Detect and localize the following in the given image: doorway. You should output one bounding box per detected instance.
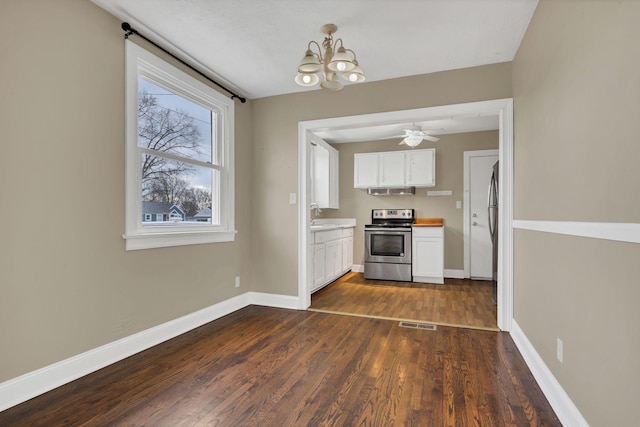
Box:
[297,99,514,331]
[464,150,499,279]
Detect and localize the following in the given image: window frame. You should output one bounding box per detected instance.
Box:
[124,41,235,250]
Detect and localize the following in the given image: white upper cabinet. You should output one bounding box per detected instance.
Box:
[311,136,339,209]
[354,148,435,188]
[380,152,406,187]
[406,149,435,187]
[353,152,379,188]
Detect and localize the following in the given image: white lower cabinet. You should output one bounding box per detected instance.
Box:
[313,243,326,289]
[412,226,444,284]
[342,234,353,271]
[326,239,342,278]
[312,227,354,292]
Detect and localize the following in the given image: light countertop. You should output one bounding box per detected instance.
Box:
[310,218,356,231]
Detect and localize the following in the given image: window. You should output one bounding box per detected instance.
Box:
[124,41,235,250]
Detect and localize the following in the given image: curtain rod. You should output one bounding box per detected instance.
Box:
[121,22,247,104]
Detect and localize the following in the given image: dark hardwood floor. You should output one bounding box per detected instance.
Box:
[0,306,559,426]
[312,272,498,330]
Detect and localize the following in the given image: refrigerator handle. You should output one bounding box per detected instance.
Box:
[487,173,496,243]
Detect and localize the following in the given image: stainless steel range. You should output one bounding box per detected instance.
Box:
[364,209,414,281]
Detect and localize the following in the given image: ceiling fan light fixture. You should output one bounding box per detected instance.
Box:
[402,134,424,147]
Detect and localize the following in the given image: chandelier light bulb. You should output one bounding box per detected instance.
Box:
[303,75,311,84]
[336,61,347,71]
[348,73,358,82]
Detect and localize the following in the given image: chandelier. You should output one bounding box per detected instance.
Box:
[295,24,365,91]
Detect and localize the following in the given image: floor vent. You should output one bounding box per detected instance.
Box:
[399,321,437,331]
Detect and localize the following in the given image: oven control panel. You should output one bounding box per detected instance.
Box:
[372,209,414,220]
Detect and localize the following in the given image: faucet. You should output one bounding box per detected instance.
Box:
[310,203,322,224]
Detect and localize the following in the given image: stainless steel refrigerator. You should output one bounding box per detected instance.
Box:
[488,161,499,305]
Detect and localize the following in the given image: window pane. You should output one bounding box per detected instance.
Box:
[138,78,213,164]
[141,154,214,224]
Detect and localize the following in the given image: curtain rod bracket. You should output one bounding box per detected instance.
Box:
[121,22,246,103]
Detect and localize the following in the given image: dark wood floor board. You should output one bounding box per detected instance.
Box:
[0,306,559,426]
[311,272,498,330]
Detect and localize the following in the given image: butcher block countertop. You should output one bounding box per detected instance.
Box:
[413,217,444,227]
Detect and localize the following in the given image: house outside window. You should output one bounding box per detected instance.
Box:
[124,41,235,250]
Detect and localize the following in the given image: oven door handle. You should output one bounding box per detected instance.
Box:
[365,228,412,232]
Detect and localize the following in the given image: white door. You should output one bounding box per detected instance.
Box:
[468,152,498,279]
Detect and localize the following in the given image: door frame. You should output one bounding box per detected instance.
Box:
[463,149,499,279]
[297,98,514,331]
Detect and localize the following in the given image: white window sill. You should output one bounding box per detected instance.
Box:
[123,230,237,250]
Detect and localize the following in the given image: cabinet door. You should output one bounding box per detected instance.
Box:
[326,239,343,278]
[342,236,353,271]
[313,243,326,288]
[380,152,406,187]
[328,147,339,208]
[413,237,443,278]
[312,140,339,209]
[311,144,330,207]
[406,149,435,187]
[354,153,379,188]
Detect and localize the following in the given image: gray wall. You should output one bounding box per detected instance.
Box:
[324,132,498,270]
[7,2,636,425]
[251,65,512,295]
[512,0,640,425]
[0,0,254,382]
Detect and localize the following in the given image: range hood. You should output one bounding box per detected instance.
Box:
[367,187,416,196]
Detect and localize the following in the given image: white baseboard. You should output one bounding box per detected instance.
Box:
[0,291,295,412]
[248,292,299,310]
[510,320,588,427]
[352,264,364,273]
[444,269,464,279]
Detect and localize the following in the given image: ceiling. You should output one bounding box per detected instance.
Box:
[313,114,499,144]
[91,0,538,100]
[91,0,536,143]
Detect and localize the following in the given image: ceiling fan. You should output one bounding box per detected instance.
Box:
[393,125,440,148]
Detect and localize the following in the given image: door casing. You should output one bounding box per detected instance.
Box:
[297,99,514,331]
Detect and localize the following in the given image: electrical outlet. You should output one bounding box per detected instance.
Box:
[289,193,297,204]
[456,200,462,209]
[235,276,241,288]
[557,338,563,363]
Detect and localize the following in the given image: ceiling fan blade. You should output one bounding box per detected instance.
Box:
[423,135,440,142]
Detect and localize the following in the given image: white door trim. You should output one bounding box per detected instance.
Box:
[463,149,499,279]
[298,98,514,331]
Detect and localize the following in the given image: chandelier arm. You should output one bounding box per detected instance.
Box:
[344,48,357,61]
[307,40,324,63]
